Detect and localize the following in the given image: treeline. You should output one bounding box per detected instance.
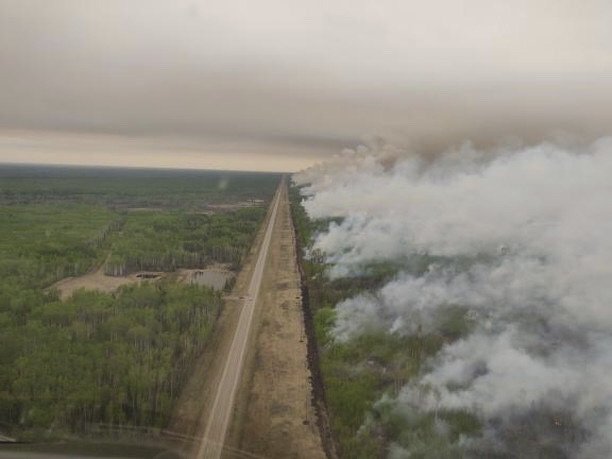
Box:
[289,186,480,458]
[0,282,221,434]
[89,218,125,250]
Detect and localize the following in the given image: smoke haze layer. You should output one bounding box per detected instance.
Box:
[2,1,612,169]
[294,139,612,457]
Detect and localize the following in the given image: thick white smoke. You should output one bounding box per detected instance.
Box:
[294,139,612,457]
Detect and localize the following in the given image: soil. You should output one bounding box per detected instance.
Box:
[50,267,141,300]
[51,264,234,300]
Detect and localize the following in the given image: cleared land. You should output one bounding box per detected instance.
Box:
[51,263,233,300]
[196,180,282,458]
[50,261,135,299]
[232,180,326,458]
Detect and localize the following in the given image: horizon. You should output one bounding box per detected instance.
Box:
[0,160,293,175]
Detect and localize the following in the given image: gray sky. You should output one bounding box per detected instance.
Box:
[1,0,612,171]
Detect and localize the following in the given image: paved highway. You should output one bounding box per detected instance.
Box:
[196,178,283,459]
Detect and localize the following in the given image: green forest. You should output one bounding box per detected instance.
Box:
[0,166,279,440]
[1,283,221,435]
[290,186,481,458]
[105,208,264,275]
[0,164,277,208]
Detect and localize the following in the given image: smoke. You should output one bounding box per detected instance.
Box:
[294,138,612,456]
[3,2,612,169]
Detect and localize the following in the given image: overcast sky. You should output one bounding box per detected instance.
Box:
[1,0,612,171]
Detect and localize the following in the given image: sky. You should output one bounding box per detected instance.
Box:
[1,0,612,172]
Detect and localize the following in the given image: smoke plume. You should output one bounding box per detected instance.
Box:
[294,139,612,457]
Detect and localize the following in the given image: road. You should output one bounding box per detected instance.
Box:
[236,177,326,458]
[195,179,283,459]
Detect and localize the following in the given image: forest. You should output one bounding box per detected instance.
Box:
[0,164,277,208]
[290,186,481,458]
[1,283,221,435]
[105,208,264,275]
[0,165,278,440]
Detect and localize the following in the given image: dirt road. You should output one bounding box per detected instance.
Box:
[195,180,283,458]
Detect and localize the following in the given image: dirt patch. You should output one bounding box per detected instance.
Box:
[52,261,235,300]
[206,200,264,212]
[50,269,138,300]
